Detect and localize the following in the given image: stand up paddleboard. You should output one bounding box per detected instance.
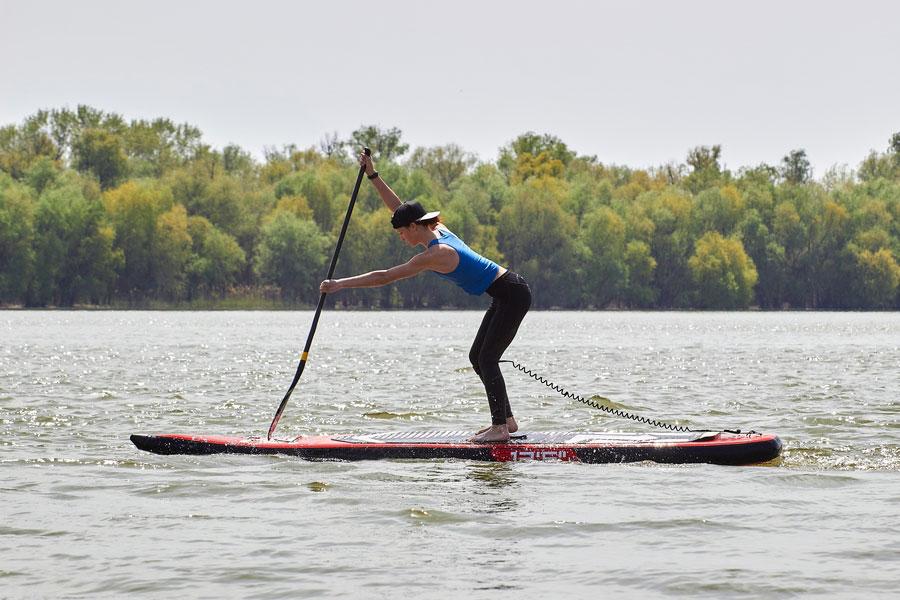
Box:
[130,430,781,465]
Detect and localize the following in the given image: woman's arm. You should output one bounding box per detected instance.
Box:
[321,261,422,292]
[360,152,401,212]
[321,246,457,293]
[320,268,399,291]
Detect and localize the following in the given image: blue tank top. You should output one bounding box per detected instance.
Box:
[428,227,500,295]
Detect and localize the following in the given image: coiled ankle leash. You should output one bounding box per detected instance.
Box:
[500,360,750,434]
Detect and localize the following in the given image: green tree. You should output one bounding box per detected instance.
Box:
[30,177,122,305]
[858,150,894,182]
[348,125,408,162]
[693,184,745,236]
[222,144,254,175]
[74,128,128,189]
[254,212,331,300]
[858,132,900,182]
[124,118,201,177]
[737,165,777,223]
[497,132,575,180]
[186,173,246,238]
[449,164,510,223]
[318,131,346,159]
[565,172,613,224]
[684,145,724,194]
[854,248,900,308]
[773,184,852,307]
[580,206,626,307]
[274,165,350,234]
[497,178,579,307]
[688,232,758,309]
[0,112,58,179]
[687,145,722,172]
[810,200,855,307]
[176,163,271,259]
[771,192,814,306]
[375,163,439,213]
[739,209,785,308]
[442,196,504,265]
[103,180,174,297]
[510,151,566,184]
[407,144,477,190]
[781,149,812,184]
[187,216,246,297]
[153,204,193,300]
[0,174,36,303]
[25,156,61,194]
[890,132,900,155]
[644,189,695,307]
[622,240,657,307]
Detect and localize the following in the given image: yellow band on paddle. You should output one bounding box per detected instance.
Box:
[301,351,309,361]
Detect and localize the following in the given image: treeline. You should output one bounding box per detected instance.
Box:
[1,106,898,309]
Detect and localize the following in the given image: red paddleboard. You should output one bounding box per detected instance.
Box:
[130,430,781,465]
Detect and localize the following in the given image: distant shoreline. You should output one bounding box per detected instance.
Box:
[2,303,892,312]
[3,107,898,311]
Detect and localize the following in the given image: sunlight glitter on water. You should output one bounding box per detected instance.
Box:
[2,311,899,597]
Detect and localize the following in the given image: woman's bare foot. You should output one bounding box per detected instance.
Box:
[470,424,510,443]
[475,416,518,435]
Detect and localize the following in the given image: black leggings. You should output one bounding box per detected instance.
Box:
[469,271,532,425]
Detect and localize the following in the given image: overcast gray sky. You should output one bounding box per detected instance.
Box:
[2,0,898,175]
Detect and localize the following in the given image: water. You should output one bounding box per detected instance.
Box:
[2,311,898,598]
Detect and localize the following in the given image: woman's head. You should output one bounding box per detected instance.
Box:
[391,201,440,229]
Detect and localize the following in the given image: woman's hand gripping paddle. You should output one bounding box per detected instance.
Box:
[267,147,371,440]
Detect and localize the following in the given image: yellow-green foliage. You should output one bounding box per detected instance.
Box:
[1,107,898,309]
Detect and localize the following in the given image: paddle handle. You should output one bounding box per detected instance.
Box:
[267,147,371,439]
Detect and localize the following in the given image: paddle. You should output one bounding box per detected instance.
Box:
[267,146,371,440]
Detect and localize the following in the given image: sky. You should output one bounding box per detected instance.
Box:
[2,0,898,176]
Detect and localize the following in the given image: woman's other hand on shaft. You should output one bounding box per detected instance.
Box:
[320,279,342,294]
[359,152,375,177]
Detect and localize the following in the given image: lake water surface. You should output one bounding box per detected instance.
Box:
[2,311,898,598]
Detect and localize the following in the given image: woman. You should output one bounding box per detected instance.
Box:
[320,152,531,442]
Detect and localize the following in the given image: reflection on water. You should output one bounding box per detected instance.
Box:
[467,461,519,489]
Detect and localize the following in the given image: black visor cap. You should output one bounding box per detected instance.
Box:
[391,201,440,229]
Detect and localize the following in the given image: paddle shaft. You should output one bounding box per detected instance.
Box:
[267,147,370,439]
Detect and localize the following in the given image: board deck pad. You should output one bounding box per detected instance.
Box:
[130,429,781,465]
[331,430,719,445]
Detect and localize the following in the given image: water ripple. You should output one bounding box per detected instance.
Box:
[2,310,899,597]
